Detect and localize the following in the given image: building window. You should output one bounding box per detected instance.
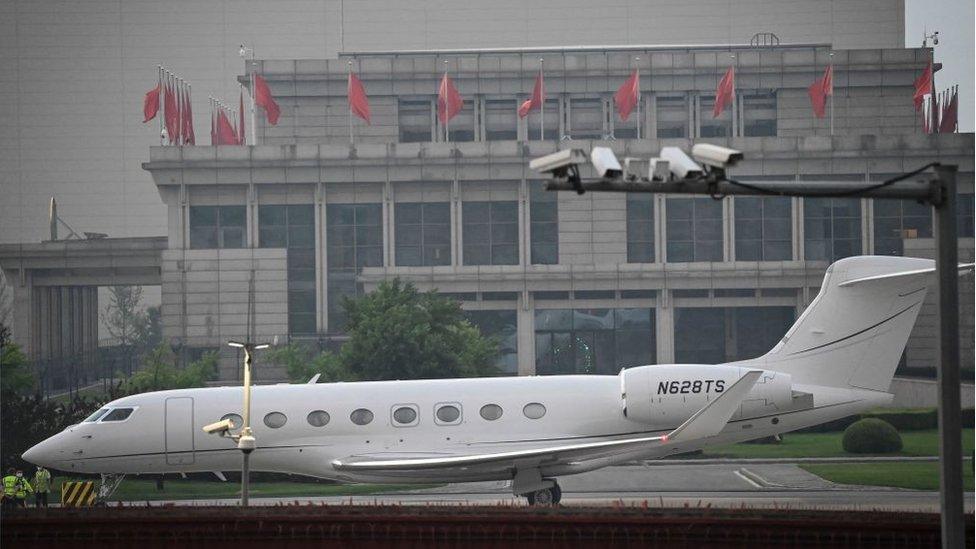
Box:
[674,307,794,364]
[734,197,792,261]
[873,199,932,256]
[666,198,723,262]
[530,183,558,264]
[260,204,316,335]
[479,404,503,420]
[398,98,432,143]
[742,92,777,137]
[189,205,245,249]
[485,99,517,140]
[535,308,655,375]
[307,410,330,427]
[263,412,287,429]
[698,96,732,137]
[627,194,654,263]
[462,201,518,265]
[959,193,975,238]
[612,97,640,139]
[525,98,559,141]
[446,99,475,142]
[567,97,605,139]
[656,95,688,138]
[522,402,547,419]
[803,198,862,261]
[327,203,383,330]
[465,310,518,374]
[395,202,451,266]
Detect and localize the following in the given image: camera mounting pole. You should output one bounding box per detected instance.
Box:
[541,158,965,549]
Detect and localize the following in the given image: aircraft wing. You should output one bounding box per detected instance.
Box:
[331,370,762,474]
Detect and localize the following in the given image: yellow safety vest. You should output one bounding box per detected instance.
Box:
[33,470,51,493]
[2,475,16,497]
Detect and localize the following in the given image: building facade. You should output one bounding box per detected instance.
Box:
[143,43,974,381]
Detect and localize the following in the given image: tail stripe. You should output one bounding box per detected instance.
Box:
[786,300,921,356]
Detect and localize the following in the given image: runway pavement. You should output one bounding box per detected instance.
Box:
[131,463,975,512]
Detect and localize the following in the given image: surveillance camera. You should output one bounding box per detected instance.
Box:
[691,143,744,170]
[590,147,623,179]
[649,158,671,181]
[659,147,703,179]
[529,149,587,177]
[623,157,648,182]
[202,419,235,436]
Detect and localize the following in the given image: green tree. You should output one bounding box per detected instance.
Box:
[274,280,500,383]
[118,345,218,394]
[0,324,34,395]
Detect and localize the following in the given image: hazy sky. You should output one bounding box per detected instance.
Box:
[904,0,974,131]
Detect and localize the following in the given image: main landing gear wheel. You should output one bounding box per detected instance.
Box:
[525,481,561,505]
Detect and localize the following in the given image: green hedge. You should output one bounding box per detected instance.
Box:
[842,418,903,454]
[797,408,974,433]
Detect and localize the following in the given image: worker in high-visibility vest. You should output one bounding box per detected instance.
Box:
[1,468,17,511]
[32,466,51,508]
[2,469,32,509]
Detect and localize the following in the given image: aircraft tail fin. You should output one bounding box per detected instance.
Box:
[761,256,939,392]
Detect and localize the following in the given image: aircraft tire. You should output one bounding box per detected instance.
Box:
[525,483,559,506]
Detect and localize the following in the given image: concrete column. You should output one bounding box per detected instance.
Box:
[655,291,674,364]
[517,296,535,375]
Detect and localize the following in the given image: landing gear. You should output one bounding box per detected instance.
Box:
[96,473,126,505]
[524,480,561,505]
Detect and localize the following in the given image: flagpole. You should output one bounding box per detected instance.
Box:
[348,61,354,145]
[443,60,450,143]
[158,66,164,145]
[539,58,544,141]
[635,58,641,140]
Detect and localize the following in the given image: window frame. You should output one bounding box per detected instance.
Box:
[100,407,137,423]
[433,402,463,426]
[479,403,504,421]
[391,404,420,427]
[263,411,288,429]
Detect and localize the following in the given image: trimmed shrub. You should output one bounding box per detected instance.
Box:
[842,418,903,454]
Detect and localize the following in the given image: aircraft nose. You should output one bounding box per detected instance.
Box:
[22,436,62,468]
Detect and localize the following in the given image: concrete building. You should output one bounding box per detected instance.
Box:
[1,0,972,386]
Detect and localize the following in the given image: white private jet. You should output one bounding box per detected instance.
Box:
[22,256,963,504]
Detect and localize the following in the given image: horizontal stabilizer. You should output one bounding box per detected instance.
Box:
[838,263,974,287]
[666,370,761,444]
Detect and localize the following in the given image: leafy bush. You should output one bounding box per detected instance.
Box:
[842,418,903,454]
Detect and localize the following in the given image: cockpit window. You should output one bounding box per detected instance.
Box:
[84,408,110,422]
[101,408,134,422]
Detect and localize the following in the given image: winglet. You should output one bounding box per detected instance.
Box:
[665,370,762,444]
[308,374,321,384]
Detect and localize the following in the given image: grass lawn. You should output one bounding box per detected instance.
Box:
[54,477,437,502]
[800,462,975,491]
[703,429,975,459]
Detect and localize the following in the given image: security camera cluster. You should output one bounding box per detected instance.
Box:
[530,143,743,186]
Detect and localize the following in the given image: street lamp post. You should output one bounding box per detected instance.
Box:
[227,340,268,507]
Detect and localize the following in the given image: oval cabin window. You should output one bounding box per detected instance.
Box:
[480,404,503,421]
[436,405,461,423]
[522,403,546,419]
[350,408,374,426]
[221,413,243,430]
[263,412,287,429]
[307,410,330,427]
[393,406,417,425]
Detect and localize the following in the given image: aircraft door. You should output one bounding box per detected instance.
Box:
[165,397,195,466]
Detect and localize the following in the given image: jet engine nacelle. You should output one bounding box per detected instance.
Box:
[620,365,794,428]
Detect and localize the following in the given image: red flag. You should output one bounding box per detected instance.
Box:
[164,80,179,144]
[437,73,463,125]
[613,70,640,121]
[238,89,246,145]
[182,88,195,145]
[913,62,932,111]
[939,87,958,133]
[143,82,160,123]
[253,74,280,125]
[348,72,371,124]
[216,109,239,145]
[518,70,545,118]
[713,67,735,118]
[807,65,833,119]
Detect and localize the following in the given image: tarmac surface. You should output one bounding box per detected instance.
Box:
[137,463,976,512]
